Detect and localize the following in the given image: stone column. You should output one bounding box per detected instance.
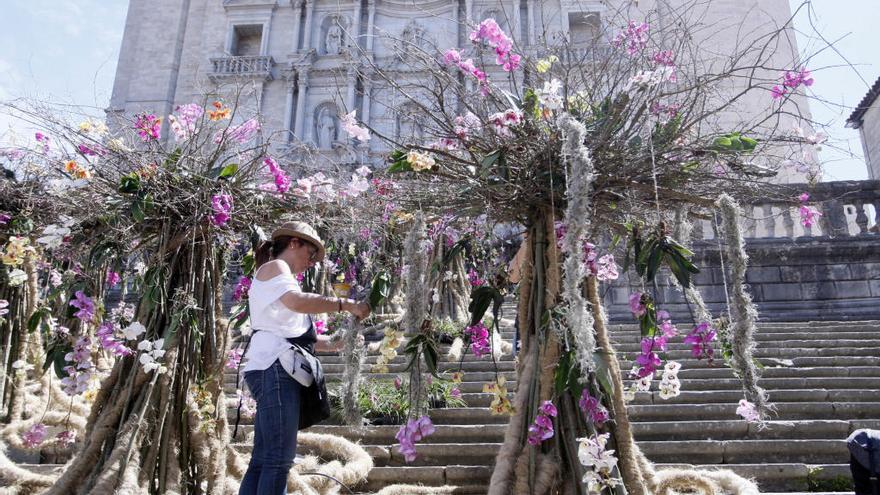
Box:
[465,0,473,23]
[346,65,358,112]
[291,0,303,52]
[284,77,296,143]
[527,0,535,45]
[294,68,309,140]
[361,75,373,128]
[302,0,315,52]
[366,0,376,51]
[351,0,362,50]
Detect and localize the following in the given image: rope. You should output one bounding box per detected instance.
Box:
[713,212,733,318]
[300,472,356,494]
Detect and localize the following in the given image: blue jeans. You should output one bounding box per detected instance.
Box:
[239,360,302,495]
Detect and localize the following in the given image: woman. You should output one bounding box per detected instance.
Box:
[240,221,370,494]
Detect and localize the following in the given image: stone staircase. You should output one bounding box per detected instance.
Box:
[18,302,879,493]
[222,303,879,493]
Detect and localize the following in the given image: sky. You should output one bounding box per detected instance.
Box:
[0,0,877,180]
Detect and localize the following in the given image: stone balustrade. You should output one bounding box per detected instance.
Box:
[695,180,880,240]
[209,55,274,80]
[607,180,880,322]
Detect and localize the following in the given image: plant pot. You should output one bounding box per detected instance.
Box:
[368,414,402,426]
[332,283,351,298]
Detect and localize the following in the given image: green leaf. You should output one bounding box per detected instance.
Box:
[241,253,255,277]
[740,137,758,151]
[44,342,72,380]
[118,173,141,194]
[218,163,239,179]
[27,307,48,333]
[387,150,413,173]
[646,245,664,282]
[468,286,503,327]
[480,150,503,178]
[593,351,614,397]
[164,148,182,169]
[554,350,573,395]
[368,271,392,309]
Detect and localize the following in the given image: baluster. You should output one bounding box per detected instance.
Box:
[782,206,795,238]
[744,206,757,238]
[873,199,880,233]
[761,204,775,238]
[819,199,846,238]
[692,218,705,240]
[854,200,869,234]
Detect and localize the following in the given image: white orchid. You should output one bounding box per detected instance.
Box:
[138,338,167,374]
[8,269,27,287]
[340,111,371,142]
[122,322,146,341]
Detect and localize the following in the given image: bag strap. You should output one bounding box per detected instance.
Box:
[231,332,255,441]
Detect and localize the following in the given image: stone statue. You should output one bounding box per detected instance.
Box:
[325,23,343,55]
[399,114,422,141]
[317,107,336,149]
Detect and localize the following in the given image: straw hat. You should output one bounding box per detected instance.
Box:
[271,221,326,262]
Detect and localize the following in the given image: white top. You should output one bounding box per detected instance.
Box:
[242,264,311,374]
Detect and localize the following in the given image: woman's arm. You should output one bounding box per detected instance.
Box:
[280,290,371,319]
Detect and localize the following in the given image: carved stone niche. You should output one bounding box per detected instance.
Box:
[397,20,434,61]
[320,15,350,56]
[313,102,340,150]
[396,104,424,143]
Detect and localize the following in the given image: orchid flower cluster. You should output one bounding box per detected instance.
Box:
[134,113,162,142]
[96,321,133,357]
[736,398,761,422]
[232,276,252,302]
[771,67,814,100]
[292,167,373,201]
[395,415,436,462]
[69,290,96,323]
[577,433,621,492]
[527,400,558,445]
[61,336,95,396]
[210,194,233,227]
[470,18,521,72]
[22,423,48,449]
[797,192,822,229]
[579,389,609,426]
[612,20,650,56]
[213,118,261,145]
[168,103,204,141]
[225,348,243,370]
[465,321,491,358]
[372,328,403,374]
[483,376,513,415]
[262,157,291,195]
[683,321,718,362]
[658,361,682,400]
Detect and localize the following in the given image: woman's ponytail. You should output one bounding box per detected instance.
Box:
[254,236,295,269]
[254,240,274,269]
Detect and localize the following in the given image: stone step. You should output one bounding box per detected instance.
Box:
[234,418,880,445]
[628,389,880,406]
[639,439,848,464]
[428,401,880,425]
[626,401,880,422]
[19,461,851,493]
[620,355,880,369]
[612,339,880,351]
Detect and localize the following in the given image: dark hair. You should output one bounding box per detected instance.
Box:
[254,235,296,269]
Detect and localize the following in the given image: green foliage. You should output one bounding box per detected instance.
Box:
[333,374,465,425]
[387,150,413,173]
[711,132,758,154]
[468,285,503,327]
[43,340,72,380]
[368,270,392,309]
[403,333,440,377]
[632,228,700,288]
[806,467,853,492]
[118,173,141,194]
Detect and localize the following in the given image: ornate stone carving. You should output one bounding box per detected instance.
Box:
[398,20,433,61]
[315,105,339,149]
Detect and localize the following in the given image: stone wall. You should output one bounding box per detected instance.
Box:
[604,235,880,323]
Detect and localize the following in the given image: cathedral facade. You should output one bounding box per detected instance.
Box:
[109,0,808,176]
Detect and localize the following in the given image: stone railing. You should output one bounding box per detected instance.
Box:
[605,180,880,323]
[694,180,880,240]
[561,45,615,63]
[209,55,274,80]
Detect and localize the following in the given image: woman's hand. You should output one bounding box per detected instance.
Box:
[345,300,371,320]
